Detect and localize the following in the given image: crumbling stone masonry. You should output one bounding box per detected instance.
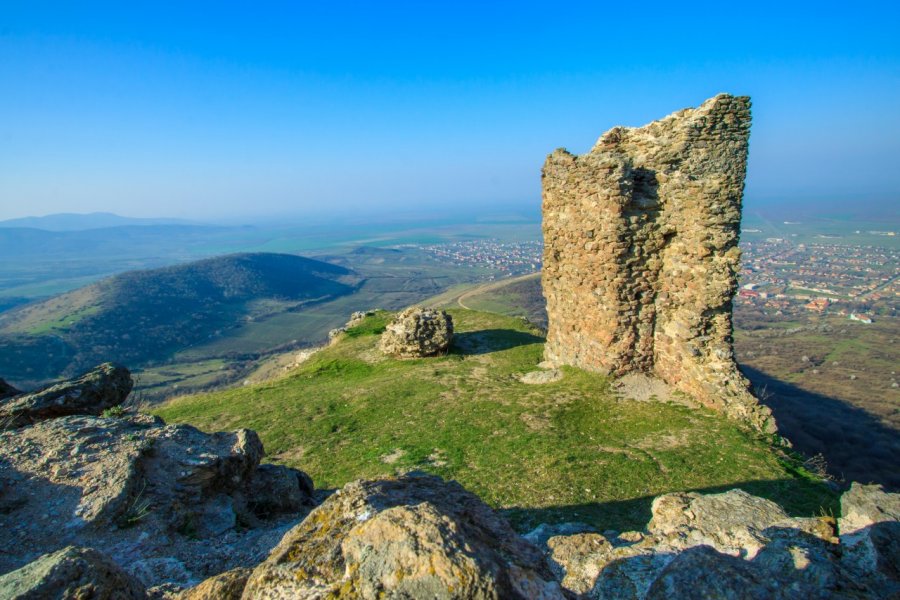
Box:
[541,94,775,432]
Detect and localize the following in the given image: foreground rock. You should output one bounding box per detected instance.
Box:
[839,483,900,595]
[0,362,133,427]
[5,463,899,599]
[379,307,454,358]
[0,546,146,600]
[541,94,775,433]
[241,473,565,599]
[539,487,899,599]
[179,567,250,600]
[0,411,316,592]
[0,377,20,400]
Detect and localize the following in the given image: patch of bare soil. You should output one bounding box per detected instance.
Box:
[613,373,695,407]
[380,448,406,464]
[520,412,552,431]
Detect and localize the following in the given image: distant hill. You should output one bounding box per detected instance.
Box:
[0,224,247,302]
[0,253,362,384]
[0,212,202,231]
[0,224,227,259]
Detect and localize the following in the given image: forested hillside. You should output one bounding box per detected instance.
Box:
[0,253,361,384]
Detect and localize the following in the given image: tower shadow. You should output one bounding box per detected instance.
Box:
[742,365,900,491]
[452,329,544,356]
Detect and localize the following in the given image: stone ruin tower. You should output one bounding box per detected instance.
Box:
[541,94,775,432]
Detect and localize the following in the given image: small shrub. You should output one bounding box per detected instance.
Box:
[344,313,389,338]
[118,482,152,527]
[101,405,126,418]
[803,453,836,482]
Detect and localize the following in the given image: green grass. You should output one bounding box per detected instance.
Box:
[26,304,101,335]
[173,270,473,361]
[463,290,528,315]
[154,309,836,533]
[823,337,869,362]
[0,275,110,300]
[428,273,547,329]
[135,358,231,388]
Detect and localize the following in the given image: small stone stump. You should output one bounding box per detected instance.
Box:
[379,308,454,358]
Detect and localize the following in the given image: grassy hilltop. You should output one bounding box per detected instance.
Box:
[432,273,900,491]
[155,309,835,532]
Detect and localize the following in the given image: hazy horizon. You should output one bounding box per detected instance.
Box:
[1,2,898,221]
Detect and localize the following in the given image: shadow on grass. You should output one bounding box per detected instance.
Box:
[451,329,544,356]
[742,365,900,492]
[502,478,839,534]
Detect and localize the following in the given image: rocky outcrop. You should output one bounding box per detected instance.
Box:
[0,546,146,600]
[839,482,900,535]
[329,309,379,340]
[241,473,565,599]
[348,309,377,326]
[379,307,454,358]
[541,94,774,432]
[4,460,899,599]
[245,464,316,518]
[0,410,316,592]
[178,567,250,600]
[538,487,899,599]
[0,377,20,400]
[839,483,900,597]
[0,362,133,427]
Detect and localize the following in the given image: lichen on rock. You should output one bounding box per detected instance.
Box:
[0,367,317,593]
[535,486,900,599]
[0,546,146,600]
[242,473,565,599]
[0,362,133,428]
[379,307,454,358]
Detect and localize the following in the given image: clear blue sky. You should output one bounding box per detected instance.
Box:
[1,1,898,221]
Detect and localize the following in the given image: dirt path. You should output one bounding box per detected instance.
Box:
[453,273,540,310]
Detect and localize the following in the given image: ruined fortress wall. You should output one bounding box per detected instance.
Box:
[541,94,775,432]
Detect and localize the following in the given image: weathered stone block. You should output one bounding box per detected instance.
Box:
[541,94,774,432]
[379,307,454,358]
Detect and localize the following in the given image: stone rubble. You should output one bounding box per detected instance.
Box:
[3,459,899,599]
[328,309,379,341]
[178,567,251,600]
[0,546,146,600]
[239,473,566,599]
[0,365,317,595]
[379,307,454,358]
[537,486,899,599]
[541,94,775,432]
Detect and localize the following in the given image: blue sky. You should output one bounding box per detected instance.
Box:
[1,1,898,221]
